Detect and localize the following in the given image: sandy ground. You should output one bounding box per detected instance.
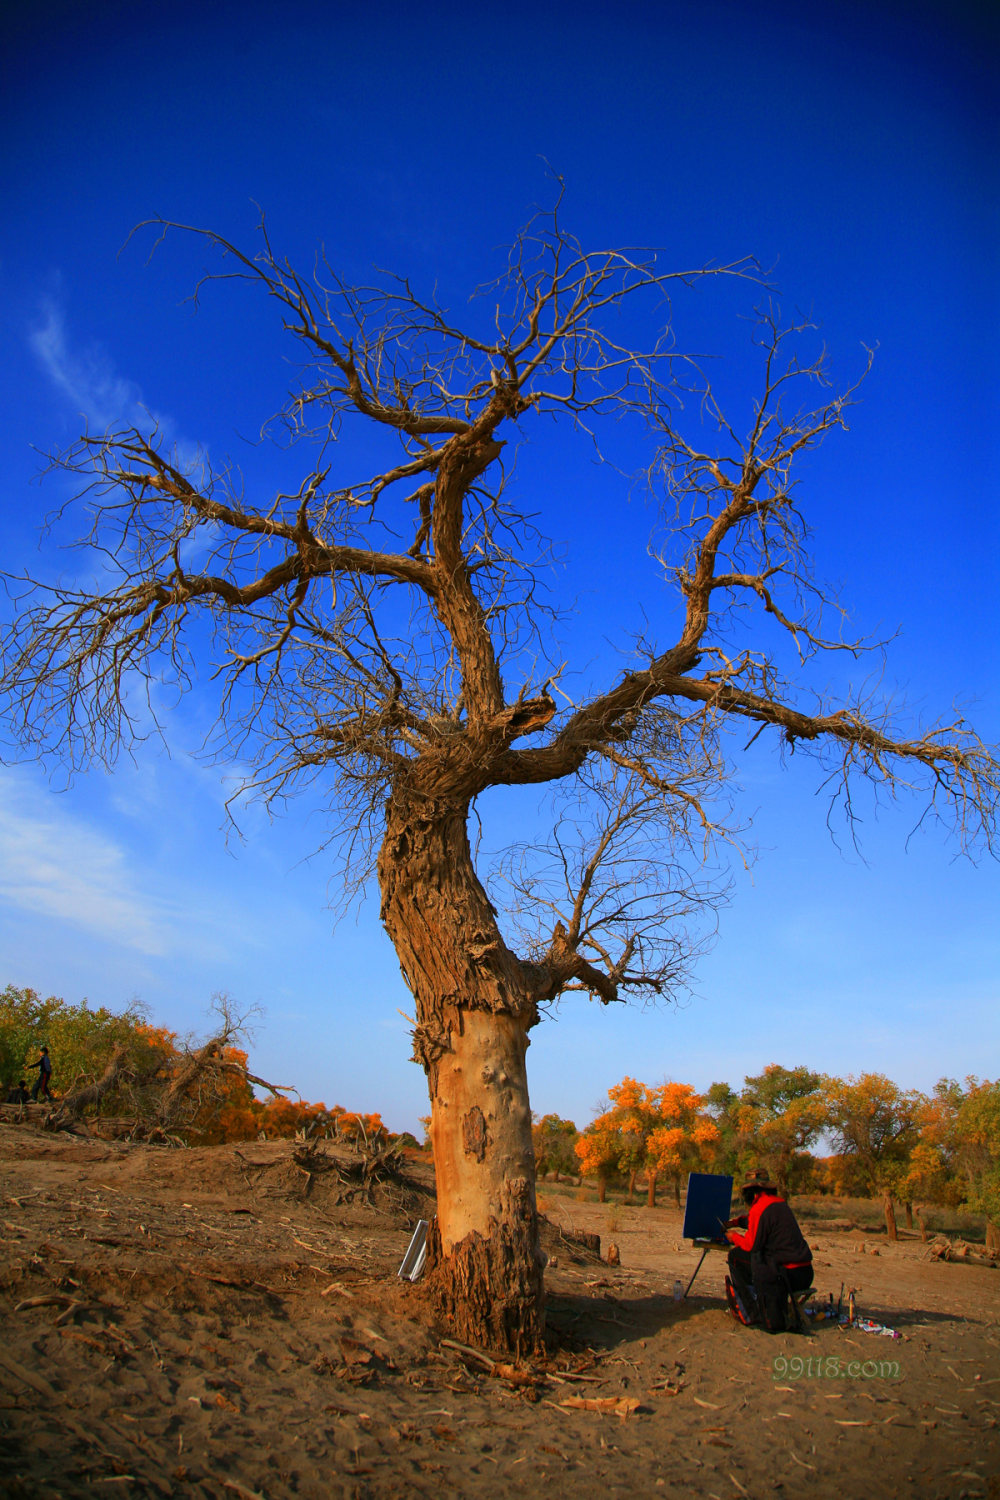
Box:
[1,1123,998,1500]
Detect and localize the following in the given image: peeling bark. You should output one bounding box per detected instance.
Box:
[378,795,544,1353]
[462,1105,490,1163]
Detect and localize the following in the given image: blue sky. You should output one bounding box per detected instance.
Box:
[1,0,997,1132]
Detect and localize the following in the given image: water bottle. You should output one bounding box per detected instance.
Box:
[673,1278,684,1302]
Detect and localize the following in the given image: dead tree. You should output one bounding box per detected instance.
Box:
[41,1003,290,1140]
[47,1046,132,1130]
[1,198,996,1352]
[152,1004,290,1136]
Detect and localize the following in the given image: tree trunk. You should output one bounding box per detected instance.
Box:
[627,1168,637,1202]
[647,1172,657,1208]
[378,794,543,1356]
[598,1178,607,1203]
[673,1174,682,1208]
[157,1035,223,1127]
[48,1046,130,1129]
[904,1201,913,1231]
[883,1192,898,1241]
[986,1219,1000,1259]
[916,1206,928,1243]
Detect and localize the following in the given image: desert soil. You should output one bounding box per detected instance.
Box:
[1,1124,998,1500]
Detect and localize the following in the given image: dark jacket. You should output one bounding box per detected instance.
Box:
[727,1192,811,1268]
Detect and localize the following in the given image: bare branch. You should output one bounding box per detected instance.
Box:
[1,205,995,1034]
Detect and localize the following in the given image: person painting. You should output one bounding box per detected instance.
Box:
[724,1167,813,1332]
[29,1046,53,1102]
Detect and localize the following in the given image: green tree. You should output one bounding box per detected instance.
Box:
[824,1073,924,1239]
[532,1113,580,1178]
[0,984,147,1101]
[735,1064,827,1194]
[0,985,291,1141]
[704,1081,741,1176]
[951,1079,1000,1256]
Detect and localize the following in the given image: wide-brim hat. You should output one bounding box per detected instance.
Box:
[742,1167,777,1194]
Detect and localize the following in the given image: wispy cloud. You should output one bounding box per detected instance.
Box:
[30,299,150,432]
[0,773,168,956]
[28,299,205,478]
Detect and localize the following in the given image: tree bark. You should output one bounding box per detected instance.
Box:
[673,1174,682,1208]
[904,1201,913,1231]
[48,1047,130,1129]
[378,793,543,1356]
[986,1219,1000,1259]
[883,1192,898,1241]
[157,1035,223,1127]
[598,1178,607,1203]
[627,1169,637,1203]
[647,1172,657,1208]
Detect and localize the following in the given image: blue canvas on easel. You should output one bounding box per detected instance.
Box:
[682,1172,733,1241]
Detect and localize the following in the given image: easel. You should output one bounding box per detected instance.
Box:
[680,1173,734,1299]
[684,1238,729,1297]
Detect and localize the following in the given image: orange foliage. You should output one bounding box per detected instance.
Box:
[185,1045,257,1145]
[575,1113,623,1180]
[336,1110,388,1146]
[251,1098,388,1146]
[646,1084,718,1179]
[575,1078,718,1200]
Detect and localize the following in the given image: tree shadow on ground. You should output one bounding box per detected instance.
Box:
[545,1288,717,1352]
[544,1286,972,1355]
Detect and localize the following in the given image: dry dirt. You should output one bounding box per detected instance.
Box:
[1,1124,998,1499]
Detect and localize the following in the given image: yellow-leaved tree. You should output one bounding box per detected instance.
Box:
[732,1064,827,1195]
[645,1082,720,1207]
[575,1109,627,1203]
[824,1073,924,1240]
[576,1076,718,1207]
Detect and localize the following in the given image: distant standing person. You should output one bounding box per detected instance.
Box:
[29,1046,53,1102]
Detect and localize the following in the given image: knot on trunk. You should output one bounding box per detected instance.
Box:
[495,690,556,744]
[468,937,501,964]
[462,1105,491,1163]
[412,1020,451,1075]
